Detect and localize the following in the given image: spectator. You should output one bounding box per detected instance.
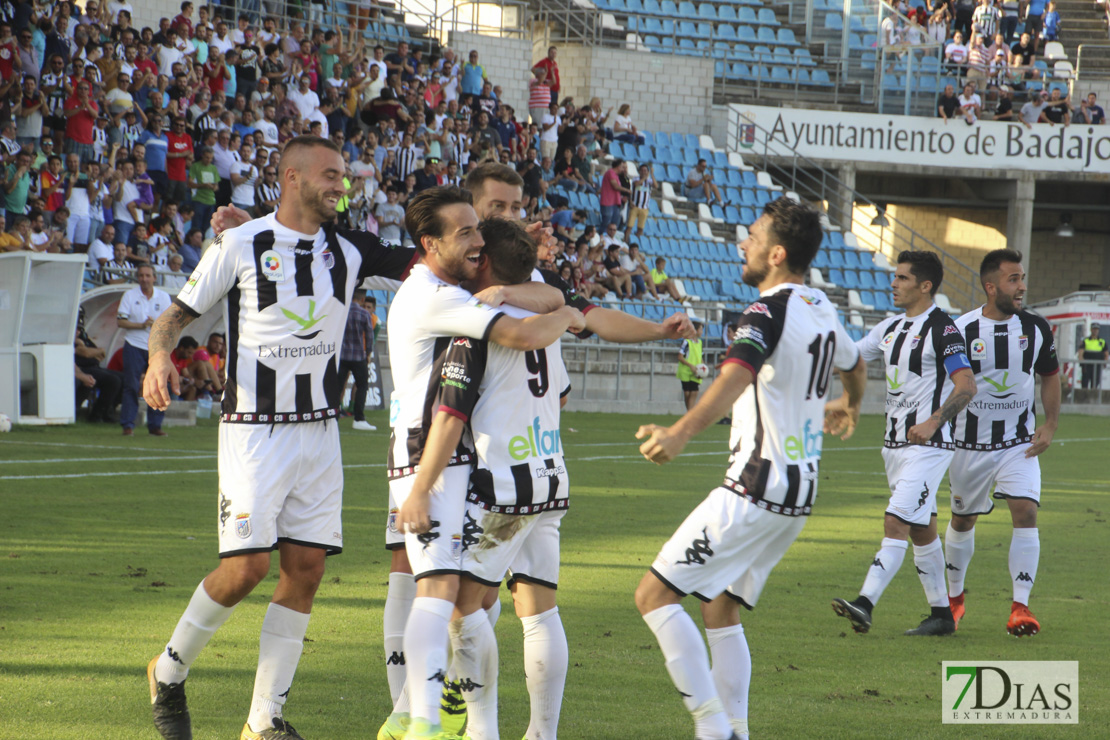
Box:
[952,0,976,37]
[460,49,485,97]
[0,214,19,251]
[1010,32,1036,76]
[110,158,141,246]
[1043,87,1071,125]
[104,242,133,284]
[928,4,952,44]
[684,159,723,206]
[187,147,219,235]
[945,31,970,76]
[1000,0,1021,43]
[626,163,655,241]
[1042,1,1060,41]
[937,83,961,122]
[179,228,204,272]
[532,46,560,101]
[339,289,376,431]
[74,307,123,423]
[169,335,223,400]
[87,223,115,273]
[165,116,193,205]
[374,188,405,243]
[528,66,551,126]
[116,263,171,436]
[256,164,281,216]
[1024,0,1047,49]
[539,100,562,161]
[957,82,983,124]
[163,253,189,290]
[1073,92,1105,124]
[230,142,258,215]
[993,85,1016,120]
[612,103,645,146]
[600,158,630,230]
[602,242,634,299]
[621,243,650,298]
[2,149,32,220]
[972,0,1001,40]
[650,256,685,302]
[676,319,705,411]
[966,33,991,85]
[550,206,585,243]
[1020,90,1051,127]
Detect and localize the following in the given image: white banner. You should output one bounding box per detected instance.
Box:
[729,104,1110,174]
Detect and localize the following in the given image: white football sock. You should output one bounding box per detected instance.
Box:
[642,604,732,740]
[384,572,416,707]
[1009,528,1039,605]
[155,581,236,685]
[404,596,454,723]
[247,603,311,732]
[913,537,950,608]
[486,595,502,630]
[521,607,568,740]
[706,623,749,732]
[449,610,499,740]
[859,537,908,606]
[944,524,975,597]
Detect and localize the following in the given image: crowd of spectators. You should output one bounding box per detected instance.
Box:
[0,0,690,303]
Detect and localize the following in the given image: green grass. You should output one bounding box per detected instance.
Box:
[0,413,1106,739]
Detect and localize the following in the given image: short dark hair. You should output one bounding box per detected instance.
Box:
[762,197,823,274]
[897,250,944,296]
[979,248,1023,288]
[135,263,156,276]
[278,135,341,170]
[479,218,537,285]
[404,185,473,256]
[177,335,199,350]
[573,209,587,219]
[465,162,523,196]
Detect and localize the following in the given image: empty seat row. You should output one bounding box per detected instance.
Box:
[716,63,833,86]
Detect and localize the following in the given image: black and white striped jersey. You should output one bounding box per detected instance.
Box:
[397,145,420,179]
[386,264,506,476]
[859,305,972,449]
[722,284,859,516]
[433,304,572,514]
[630,176,653,209]
[953,307,1058,450]
[175,213,416,423]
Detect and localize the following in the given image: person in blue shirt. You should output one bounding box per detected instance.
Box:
[550,206,586,244]
[1024,0,1047,47]
[460,49,486,96]
[1042,1,1059,41]
[139,116,169,204]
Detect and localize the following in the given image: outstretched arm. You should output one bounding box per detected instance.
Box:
[586,307,695,342]
[636,361,754,464]
[143,303,195,410]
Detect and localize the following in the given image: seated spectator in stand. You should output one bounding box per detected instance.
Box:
[650,256,685,302]
[1043,87,1071,125]
[571,263,605,300]
[162,253,189,290]
[684,159,723,206]
[937,83,962,122]
[1010,33,1036,77]
[550,206,585,244]
[1073,92,1106,124]
[87,223,115,275]
[621,242,649,299]
[993,85,1016,120]
[1020,90,1051,127]
[602,243,634,299]
[612,103,645,146]
[957,82,983,123]
[945,31,970,76]
[0,214,22,252]
[74,307,123,423]
[170,335,223,400]
[104,243,134,284]
[179,228,204,272]
[554,146,590,192]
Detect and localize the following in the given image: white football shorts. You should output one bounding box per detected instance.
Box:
[389,465,470,579]
[459,504,566,589]
[651,487,807,608]
[217,421,344,557]
[881,445,952,527]
[949,443,1041,516]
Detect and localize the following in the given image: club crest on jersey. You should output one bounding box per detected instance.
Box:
[322,248,335,270]
[744,302,771,318]
[881,332,896,347]
[1019,335,1029,351]
[260,250,285,281]
[235,513,252,539]
[910,335,921,349]
[970,338,987,360]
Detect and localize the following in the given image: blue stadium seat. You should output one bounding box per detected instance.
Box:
[696,22,713,39]
[725,205,741,223]
[753,44,773,61]
[824,13,843,30]
[757,8,778,25]
[861,290,878,307]
[778,28,798,46]
[771,65,793,82]
[661,0,678,14]
[678,38,698,54]
[737,7,757,23]
[810,69,832,86]
[714,59,727,77]
[678,21,697,38]
[678,1,696,16]
[711,204,726,221]
[849,15,865,32]
[794,48,816,67]
[740,206,756,224]
[712,151,729,168]
[863,33,878,48]
[666,164,685,182]
[644,17,663,33]
[738,25,758,43]
[698,3,717,20]
[725,187,741,203]
[660,19,675,34]
[828,232,845,249]
[716,24,737,41]
[718,5,737,21]
[684,134,700,149]
[828,268,845,285]
[733,44,755,62]
[772,46,794,63]
[755,189,772,206]
[725,169,743,188]
[758,26,777,45]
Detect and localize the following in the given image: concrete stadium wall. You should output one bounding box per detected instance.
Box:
[447,31,533,119]
[539,45,714,135]
[132,0,181,35]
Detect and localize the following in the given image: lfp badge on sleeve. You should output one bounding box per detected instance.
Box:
[942,661,1077,724]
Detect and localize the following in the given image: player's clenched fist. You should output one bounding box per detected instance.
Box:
[636,423,688,464]
[143,352,180,411]
[398,494,433,535]
[560,305,587,334]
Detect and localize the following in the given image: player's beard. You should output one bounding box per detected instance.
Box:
[996,290,1022,316]
[742,257,769,288]
[299,181,340,226]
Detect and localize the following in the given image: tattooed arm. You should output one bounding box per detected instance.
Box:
[907,368,977,445]
[143,302,196,411]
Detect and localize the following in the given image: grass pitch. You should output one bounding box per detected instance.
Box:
[0,412,1105,739]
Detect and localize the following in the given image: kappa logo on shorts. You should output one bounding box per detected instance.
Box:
[235,513,252,539]
[219,490,231,529]
[462,511,482,551]
[916,481,930,510]
[675,527,714,566]
[417,520,441,550]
